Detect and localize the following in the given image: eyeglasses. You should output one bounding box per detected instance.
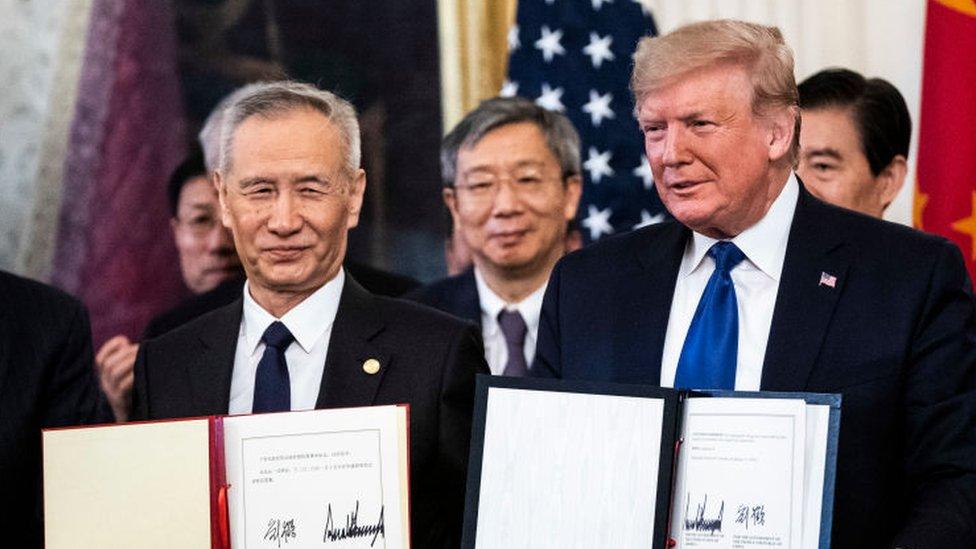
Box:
[454,170,565,203]
[177,213,221,236]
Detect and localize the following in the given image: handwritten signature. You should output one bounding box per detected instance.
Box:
[324,501,385,547]
[264,518,297,547]
[735,504,766,530]
[683,493,724,534]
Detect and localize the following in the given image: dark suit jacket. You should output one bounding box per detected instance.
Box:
[143,276,245,339]
[132,274,488,548]
[406,267,481,326]
[0,271,107,548]
[533,185,976,548]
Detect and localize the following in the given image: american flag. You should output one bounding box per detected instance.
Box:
[504,0,667,243]
[819,272,837,288]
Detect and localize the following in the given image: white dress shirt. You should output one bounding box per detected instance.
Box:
[474,268,547,375]
[660,174,799,391]
[228,270,344,414]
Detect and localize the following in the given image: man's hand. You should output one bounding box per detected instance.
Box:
[95,335,139,422]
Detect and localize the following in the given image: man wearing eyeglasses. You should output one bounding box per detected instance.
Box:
[409,97,582,377]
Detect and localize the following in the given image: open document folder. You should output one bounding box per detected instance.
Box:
[461,376,840,549]
[43,405,410,549]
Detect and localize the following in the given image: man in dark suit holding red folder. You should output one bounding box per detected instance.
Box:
[533,20,976,547]
[132,81,487,548]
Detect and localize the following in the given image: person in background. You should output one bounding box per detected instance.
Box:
[409,96,582,377]
[797,68,911,218]
[0,270,108,548]
[96,150,242,421]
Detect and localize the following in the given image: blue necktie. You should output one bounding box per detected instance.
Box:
[252,321,295,413]
[674,241,746,390]
[498,309,529,377]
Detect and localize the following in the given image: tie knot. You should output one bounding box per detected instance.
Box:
[708,241,745,274]
[262,321,295,350]
[497,309,528,345]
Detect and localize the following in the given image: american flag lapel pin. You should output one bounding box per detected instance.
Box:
[819,271,837,288]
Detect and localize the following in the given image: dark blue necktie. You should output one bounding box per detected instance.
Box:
[498,309,529,377]
[674,241,746,390]
[252,321,295,413]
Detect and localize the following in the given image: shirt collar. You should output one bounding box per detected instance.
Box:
[682,173,799,281]
[241,269,345,355]
[474,267,547,337]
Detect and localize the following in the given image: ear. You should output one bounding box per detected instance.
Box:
[766,106,797,164]
[877,155,908,210]
[214,171,233,229]
[443,186,460,223]
[563,174,583,220]
[345,169,367,229]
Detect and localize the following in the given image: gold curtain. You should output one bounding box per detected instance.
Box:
[437,0,518,134]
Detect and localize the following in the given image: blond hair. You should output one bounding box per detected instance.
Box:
[631,20,800,165]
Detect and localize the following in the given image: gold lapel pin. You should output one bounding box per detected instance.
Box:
[362,358,381,375]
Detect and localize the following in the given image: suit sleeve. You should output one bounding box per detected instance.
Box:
[130,340,150,421]
[41,298,111,427]
[423,322,488,548]
[895,240,976,546]
[531,258,563,378]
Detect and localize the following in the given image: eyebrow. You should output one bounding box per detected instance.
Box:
[463,160,545,175]
[185,202,216,211]
[803,148,843,161]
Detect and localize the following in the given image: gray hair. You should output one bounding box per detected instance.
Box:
[218,81,361,177]
[441,96,581,187]
[198,83,265,173]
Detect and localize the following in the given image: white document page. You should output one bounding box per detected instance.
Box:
[669,398,806,549]
[223,406,408,549]
[801,404,830,549]
[43,419,212,549]
[474,387,666,549]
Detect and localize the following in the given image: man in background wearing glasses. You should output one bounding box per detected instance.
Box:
[410,97,582,377]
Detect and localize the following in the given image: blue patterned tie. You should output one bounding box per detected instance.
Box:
[674,241,746,390]
[252,321,294,413]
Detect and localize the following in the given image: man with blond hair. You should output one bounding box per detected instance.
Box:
[533,19,976,546]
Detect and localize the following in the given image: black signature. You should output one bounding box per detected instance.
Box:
[683,493,724,534]
[324,501,385,547]
[264,518,297,547]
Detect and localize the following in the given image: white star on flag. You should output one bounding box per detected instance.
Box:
[535,83,566,112]
[508,25,520,52]
[591,0,615,10]
[534,26,566,63]
[582,32,615,69]
[633,209,665,229]
[583,146,614,183]
[500,80,519,97]
[582,205,614,240]
[582,90,615,127]
[632,155,654,189]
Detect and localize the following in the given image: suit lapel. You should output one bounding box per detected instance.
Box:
[762,185,850,391]
[0,299,10,406]
[616,223,687,384]
[457,268,482,327]
[317,277,389,408]
[188,299,242,415]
